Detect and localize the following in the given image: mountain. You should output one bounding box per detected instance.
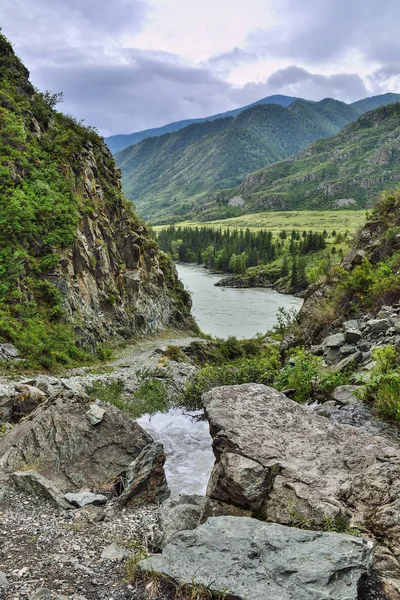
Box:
[105,95,299,153]
[0,32,192,368]
[206,102,400,217]
[115,94,400,222]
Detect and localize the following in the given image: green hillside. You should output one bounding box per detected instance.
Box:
[206,102,400,217]
[116,94,400,222]
[105,94,298,153]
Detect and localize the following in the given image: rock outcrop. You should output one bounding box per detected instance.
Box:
[0,393,153,492]
[118,441,170,507]
[139,516,373,600]
[203,384,400,581]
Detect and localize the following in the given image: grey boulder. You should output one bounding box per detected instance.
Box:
[158,494,205,547]
[0,393,152,491]
[203,384,400,579]
[323,332,345,348]
[139,516,373,600]
[333,385,361,405]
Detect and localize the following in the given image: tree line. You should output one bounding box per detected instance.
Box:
[157,226,331,278]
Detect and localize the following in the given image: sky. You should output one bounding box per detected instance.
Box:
[1,0,400,136]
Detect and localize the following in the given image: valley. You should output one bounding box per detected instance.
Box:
[2,21,400,600]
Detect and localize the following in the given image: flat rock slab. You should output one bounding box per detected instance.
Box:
[64,492,107,508]
[0,393,152,492]
[139,516,373,600]
[202,384,400,579]
[10,470,71,509]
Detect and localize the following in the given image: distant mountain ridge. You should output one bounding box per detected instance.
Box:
[114,93,400,222]
[203,102,400,218]
[105,95,299,153]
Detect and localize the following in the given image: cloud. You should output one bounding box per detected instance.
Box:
[247,0,400,66]
[0,0,399,135]
[265,66,368,103]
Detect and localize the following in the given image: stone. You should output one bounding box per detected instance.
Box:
[206,452,269,510]
[367,319,391,333]
[64,491,107,508]
[343,321,363,343]
[0,343,20,360]
[203,384,400,578]
[100,543,128,562]
[86,403,105,425]
[333,385,361,405]
[10,471,71,509]
[324,347,341,364]
[0,393,152,491]
[158,494,206,547]
[139,516,373,600]
[0,570,8,589]
[323,332,345,348]
[333,350,363,372]
[342,248,366,270]
[118,441,170,507]
[11,384,47,419]
[340,344,357,355]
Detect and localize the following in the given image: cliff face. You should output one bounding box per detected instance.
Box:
[0,33,193,363]
[55,141,193,345]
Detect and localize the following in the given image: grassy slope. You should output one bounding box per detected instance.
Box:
[207,103,400,217]
[153,210,366,235]
[116,95,400,223]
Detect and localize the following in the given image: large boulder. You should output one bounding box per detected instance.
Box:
[203,384,400,581]
[139,516,373,600]
[0,393,152,492]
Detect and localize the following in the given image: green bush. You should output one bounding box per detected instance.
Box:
[183,348,281,408]
[274,349,322,403]
[358,346,400,422]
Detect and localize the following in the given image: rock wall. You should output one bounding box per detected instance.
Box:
[52,141,194,345]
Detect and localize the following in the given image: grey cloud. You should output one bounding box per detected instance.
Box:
[266,66,368,102]
[30,49,237,135]
[247,0,400,66]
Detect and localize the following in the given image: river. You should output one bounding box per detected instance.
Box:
[176,262,303,339]
[138,263,303,496]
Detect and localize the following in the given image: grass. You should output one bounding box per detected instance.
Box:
[153,209,366,235]
[86,370,171,419]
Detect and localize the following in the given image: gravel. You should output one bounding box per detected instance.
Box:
[0,484,160,600]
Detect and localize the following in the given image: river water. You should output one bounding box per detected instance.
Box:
[140,264,303,496]
[176,262,303,339]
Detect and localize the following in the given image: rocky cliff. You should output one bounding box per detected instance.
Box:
[0,32,193,364]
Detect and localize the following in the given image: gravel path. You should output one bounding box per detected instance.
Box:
[0,485,159,600]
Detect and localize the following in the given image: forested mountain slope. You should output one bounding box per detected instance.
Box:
[0,32,192,368]
[105,94,298,153]
[206,102,400,217]
[115,94,400,222]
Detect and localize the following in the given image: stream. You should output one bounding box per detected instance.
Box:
[140,264,303,495]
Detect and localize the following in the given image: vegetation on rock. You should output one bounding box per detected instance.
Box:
[0,31,192,370]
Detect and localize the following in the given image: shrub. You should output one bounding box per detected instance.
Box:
[183,348,281,408]
[358,345,400,422]
[274,349,322,403]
